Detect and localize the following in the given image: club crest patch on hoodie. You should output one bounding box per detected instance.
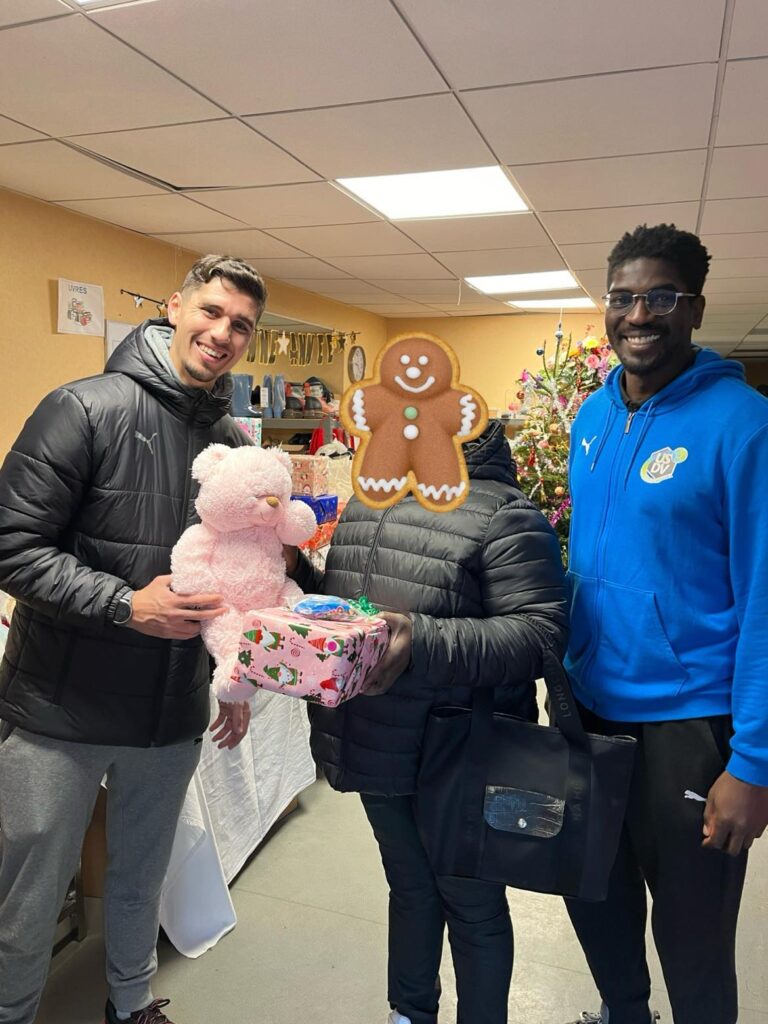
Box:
[640,446,688,484]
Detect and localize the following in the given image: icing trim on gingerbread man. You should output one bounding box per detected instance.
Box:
[341,332,488,514]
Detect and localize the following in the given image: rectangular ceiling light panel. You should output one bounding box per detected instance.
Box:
[466,270,578,295]
[336,166,528,220]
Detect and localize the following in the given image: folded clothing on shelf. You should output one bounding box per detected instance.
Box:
[291,493,338,524]
[233,607,389,707]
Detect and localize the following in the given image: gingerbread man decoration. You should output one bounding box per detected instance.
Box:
[341,333,488,513]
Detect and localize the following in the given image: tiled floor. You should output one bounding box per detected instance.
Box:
[37,778,768,1024]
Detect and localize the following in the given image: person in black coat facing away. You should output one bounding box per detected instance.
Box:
[285,420,568,1024]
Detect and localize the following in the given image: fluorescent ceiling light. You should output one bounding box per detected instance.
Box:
[335,166,527,220]
[466,270,577,295]
[507,297,597,310]
[71,0,158,9]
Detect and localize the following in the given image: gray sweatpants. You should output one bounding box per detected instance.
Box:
[0,724,201,1024]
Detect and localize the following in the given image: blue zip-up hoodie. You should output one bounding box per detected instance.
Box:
[566,347,768,786]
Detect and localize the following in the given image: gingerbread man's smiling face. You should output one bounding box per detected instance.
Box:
[380,337,453,398]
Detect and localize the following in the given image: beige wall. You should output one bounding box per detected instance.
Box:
[0,186,387,457]
[385,313,602,415]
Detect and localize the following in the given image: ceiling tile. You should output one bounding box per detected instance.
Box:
[703,298,768,311]
[151,229,303,260]
[0,0,67,27]
[701,232,768,258]
[94,0,445,113]
[244,258,352,280]
[265,222,421,259]
[728,0,768,59]
[395,0,725,89]
[360,306,448,317]
[67,120,319,189]
[183,183,378,229]
[368,280,463,301]
[0,15,221,135]
[394,213,550,252]
[0,140,163,200]
[717,59,768,146]
[511,151,707,211]
[0,114,45,144]
[248,95,492,178]
[56,194,245,235]
[436,245,566,278]
[282,281,401,303]
[707,145,768,200]
[708,257,768,278]
[574,270,610,296]
[705,276,768,293]
[541,203,699,244]
[700,197,768,234]
[462,65,716,165]
[325,254,455,279]
[380,309,450,317]
[561,242,615,271]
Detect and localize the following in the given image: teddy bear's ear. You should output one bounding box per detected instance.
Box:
[271,447,294,474]
[191,443,230,483]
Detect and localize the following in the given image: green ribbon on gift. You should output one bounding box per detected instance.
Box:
[349,596,379,617]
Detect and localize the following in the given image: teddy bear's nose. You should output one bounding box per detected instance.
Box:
[265,496,280,508]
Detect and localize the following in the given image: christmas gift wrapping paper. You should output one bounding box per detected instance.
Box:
[234,608,389,707]
[289,454,330,497]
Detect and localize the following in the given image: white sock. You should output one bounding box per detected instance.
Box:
[115,1012,132,1021]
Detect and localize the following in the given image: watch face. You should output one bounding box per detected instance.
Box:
[114,595,132,624]
[349,346,366,382]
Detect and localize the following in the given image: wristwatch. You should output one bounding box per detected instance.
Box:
[112,587,134,627]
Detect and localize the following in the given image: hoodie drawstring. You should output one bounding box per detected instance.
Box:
[622,400,655,488]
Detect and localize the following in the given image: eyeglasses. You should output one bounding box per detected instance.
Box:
[602,288,698,315]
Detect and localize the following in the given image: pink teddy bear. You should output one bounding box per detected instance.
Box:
[171,443,317,702]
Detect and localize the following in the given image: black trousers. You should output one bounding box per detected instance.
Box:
[565,710,748,1024]
[361,793,513,1024]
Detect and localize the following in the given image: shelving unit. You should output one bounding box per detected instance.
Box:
[260,415,339,445]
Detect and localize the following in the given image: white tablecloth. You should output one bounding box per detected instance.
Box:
[159,691,315,958]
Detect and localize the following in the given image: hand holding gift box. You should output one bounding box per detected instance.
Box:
[233,597,390,707]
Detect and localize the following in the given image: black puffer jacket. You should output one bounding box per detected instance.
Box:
[298,421,568,795]
[0,319,248,747]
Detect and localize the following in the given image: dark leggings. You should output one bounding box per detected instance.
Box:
[361,792,513,1024]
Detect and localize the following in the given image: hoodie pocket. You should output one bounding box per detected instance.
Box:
[597,580,689,695]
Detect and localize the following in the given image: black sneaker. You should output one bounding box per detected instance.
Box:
[104,998,175,1024]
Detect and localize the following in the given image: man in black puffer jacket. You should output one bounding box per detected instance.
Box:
[0,255,266,1024]
[287,419,568,1024]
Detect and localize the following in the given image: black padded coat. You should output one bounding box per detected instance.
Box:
[296,420,569,795]
[0,318,248,747]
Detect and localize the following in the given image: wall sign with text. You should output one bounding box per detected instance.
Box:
[57,278,105,337]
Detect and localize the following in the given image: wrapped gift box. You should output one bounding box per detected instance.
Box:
[290,454,330,497]
[234,608,389,707]
[300,518,339,551]
[233,417,262,446]
[292,493,338,525]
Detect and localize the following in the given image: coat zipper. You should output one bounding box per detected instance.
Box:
[360,505,394,597]
[152,397,202,746]
[624,410,636,434]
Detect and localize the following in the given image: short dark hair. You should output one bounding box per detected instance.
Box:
[607,224,711,294]
[181,254,267,313]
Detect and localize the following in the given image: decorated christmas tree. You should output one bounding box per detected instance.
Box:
[510,323,618,562]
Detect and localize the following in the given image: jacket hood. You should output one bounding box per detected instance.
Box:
[105,317,233,426]
[463,419,518,485]
[604,346,745,412]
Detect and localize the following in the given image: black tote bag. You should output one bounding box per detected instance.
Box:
[416,641,636,901]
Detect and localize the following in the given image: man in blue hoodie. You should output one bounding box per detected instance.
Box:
[563,224,768,1024]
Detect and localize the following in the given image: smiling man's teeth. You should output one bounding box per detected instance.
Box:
[626,334,660,342]
[199,343,224,359]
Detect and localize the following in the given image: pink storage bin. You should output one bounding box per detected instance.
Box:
[234,607,389,707]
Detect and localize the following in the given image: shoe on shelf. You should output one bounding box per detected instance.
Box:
[387,1011,412,1024]
[565,1011,660,1023]
[104,998,175,1024]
